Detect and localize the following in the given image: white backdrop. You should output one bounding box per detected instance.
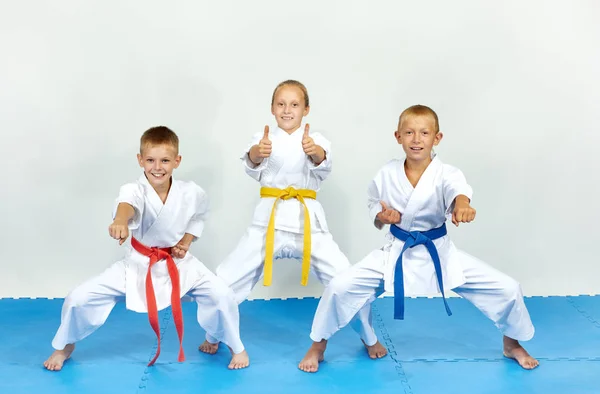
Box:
[1,0,599,299]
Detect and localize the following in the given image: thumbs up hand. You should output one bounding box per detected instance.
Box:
[258,125,272,158]
[249,125,272,165]
[302,124,317,156]
[376,201,401,225]
[301,124,325,164]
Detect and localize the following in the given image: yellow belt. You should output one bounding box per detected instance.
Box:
[260,186,316,287]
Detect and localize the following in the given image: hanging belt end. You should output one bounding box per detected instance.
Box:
[147,356,158,367]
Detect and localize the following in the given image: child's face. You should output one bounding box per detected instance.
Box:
[395,114,443,162]
[271,85,310,133]
[137,143,181,190]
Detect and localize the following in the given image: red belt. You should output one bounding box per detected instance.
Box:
[131,237,185,366]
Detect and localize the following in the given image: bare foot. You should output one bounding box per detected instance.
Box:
[503,336,539,370]
[298,340,327,373]
[362,339,388,359]
[198,340,219,355]
[43,344,75,371]
[228,348,250,370]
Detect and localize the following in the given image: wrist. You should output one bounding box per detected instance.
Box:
[181,233,195,245]
[455,195,470,204]
[248,151,262,165]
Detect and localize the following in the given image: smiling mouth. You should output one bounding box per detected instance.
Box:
[410,147,423,151]
[281,116,293,120]
[151,173,166,178]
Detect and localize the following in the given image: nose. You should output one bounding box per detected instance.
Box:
[153,161,161,171]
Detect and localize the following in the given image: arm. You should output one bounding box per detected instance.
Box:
[109,183,144,244]
[367,166,402,230]
[451,195,476,226]
[173,185,209,258]
[184,185,209,240]
[242,127,271,181]
[305,129,332,181]
[248,145,266,166]
[172,233,196,258]
[442,166,475,226]
[114,202,135,222]
[368,178,385,230]
[108,203,135,245]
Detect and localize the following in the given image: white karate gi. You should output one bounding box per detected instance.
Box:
[213,124,377,346]
[51,175,245,354]
[310,155,535,343]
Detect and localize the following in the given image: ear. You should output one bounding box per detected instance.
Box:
[394,130,402,144]
[137,153,144,168]
[174,155,182,169]
[303,105,310,117]
[433,131,443,146]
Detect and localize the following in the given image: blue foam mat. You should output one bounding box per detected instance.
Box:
[373,296,600,361]
[1,295,599,393]
[401,359,600,394]
[0,363,146,394]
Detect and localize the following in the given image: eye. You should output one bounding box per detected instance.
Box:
[278,102,284,107]
[147,159,154,163]
[162,159,170,163]
[292,103,298,107]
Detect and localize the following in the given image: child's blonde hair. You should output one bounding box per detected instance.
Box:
[399,105,440,133]
[271,80,310,107]
[140,126,179,154]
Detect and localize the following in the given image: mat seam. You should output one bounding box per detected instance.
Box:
[373,303,414,394]
[566,296,600,330]
[136,307,173,393]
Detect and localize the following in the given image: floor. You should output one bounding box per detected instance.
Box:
[1,295,599,393]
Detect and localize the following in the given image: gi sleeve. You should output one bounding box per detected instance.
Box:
[186,184,209,240]
[442,165,473,217]
[367,168,385,230]
[306,131,332,181]
[241,131,269,181]
[114,183,144,230]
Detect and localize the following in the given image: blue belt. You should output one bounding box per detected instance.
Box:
[390,223,452,320]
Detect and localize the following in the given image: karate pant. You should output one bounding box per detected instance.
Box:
[51,257,245,354]
[310,248,535,343]
[213,225,378,346]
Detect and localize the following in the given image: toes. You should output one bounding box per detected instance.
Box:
[526,359,539,369]
[299,362,318,373]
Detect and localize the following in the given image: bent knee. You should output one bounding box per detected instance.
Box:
[65,285,94,308]
[327,274,354,297]
[500,276,523,301]
[206,281,236,306]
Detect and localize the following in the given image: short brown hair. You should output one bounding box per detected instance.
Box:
[271,80,310,107]
[398,105,440,133]
[140,126,179,153]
